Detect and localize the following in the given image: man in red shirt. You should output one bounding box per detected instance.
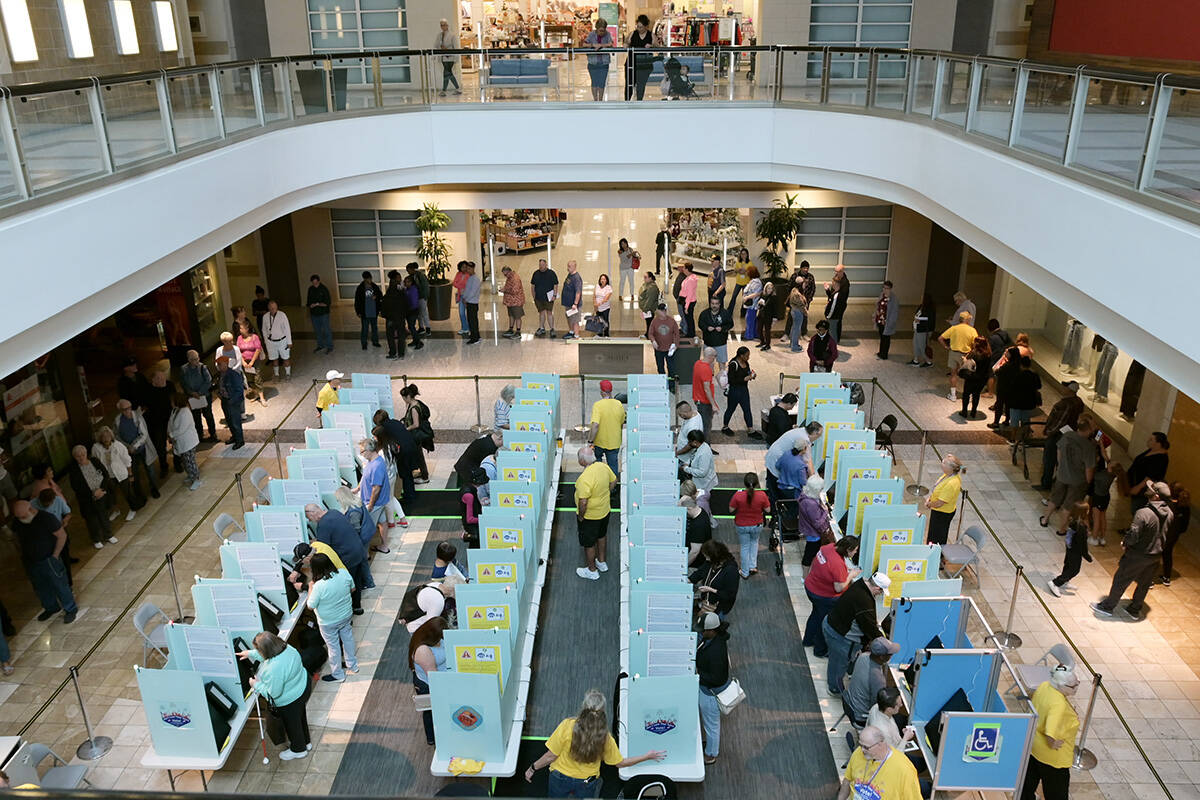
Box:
[648,304,681,392]
[692,346,718,441]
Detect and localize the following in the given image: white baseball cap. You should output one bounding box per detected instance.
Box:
[326,370,344,381]
[869,572,891,590]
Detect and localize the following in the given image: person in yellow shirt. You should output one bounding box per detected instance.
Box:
[316,369,343,424]
[923,454,965,546]
[838,725,922,800]
[524,689,665,797]
[938,312,978,402]
[727,247,753,316]
[588,379,625,479]
[1022,667,1080,800]
[574,447,616,581]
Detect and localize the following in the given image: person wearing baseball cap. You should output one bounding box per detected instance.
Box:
[588,379,625,480]
[822,571,895,695]
[696,611,731,765]
[1092,480,1174,619]
[317,370,343,424]
[847,636,901,725]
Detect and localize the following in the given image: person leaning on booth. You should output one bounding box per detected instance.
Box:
[525,689,665,798]
[1021,666,1080,800]
[237,632,313,761]
[838,724,922,800]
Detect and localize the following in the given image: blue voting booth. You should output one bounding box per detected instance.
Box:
[350,372,395,415]
[321,404,372,441]
[304,428,358,484]
[335,388,380,415]
[823,428,877,489]
[859,504,924,574]
[833,450,893,520]
[245,505,308,556]
[811,404,865,465]
[627,508,686,547]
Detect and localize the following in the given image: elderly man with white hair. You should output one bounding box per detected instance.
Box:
[1092,480,1173,620]
[574,446,616,581]
[494,385,516,429]
[1022,666,1080,800]
[838,724,922,800]
[66,444,119,549]
[355,438,394,556]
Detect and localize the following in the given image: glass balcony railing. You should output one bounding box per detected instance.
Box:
[0,47,1198,215]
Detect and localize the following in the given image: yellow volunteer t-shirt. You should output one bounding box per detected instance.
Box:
[590,398,626,450]
[317,383,340,412]
[843,747,921,800]
[734,260,753,287]
[944,323,978,353]
[1030,682,1079,768]
[575,462,616,521]
[547,717,623,780]
[309,540,346,572]
[929,474,962,513]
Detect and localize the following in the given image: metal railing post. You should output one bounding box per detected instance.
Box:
[865,49,879,108]
[993,564,1024,649]
[371,54,384,108]
[209,67,227,139]
[0,89,32,199]
[273,431,283,475]
[773,46,784,104]
[1007,60,1029,148]
[236,469,246,511]
[472,375,487,434]
[574,377,590,433]
[1136,77,1171,192]
[165,552,188,622]
[281,61,296,120]
[86,79,115,174]
[964,57,983,132]
[1062,67,1090,166]
[819,48,832,104]
[778,372,785,395]
[154,71,178,154]
[324,55,336,113]
[905,430,930,497]
[954,488,968,542]
[929,55,947,120]
[70,666,112,760]
[248,60,267,127]
[868,378,877,427]
[1072,673,1101,770]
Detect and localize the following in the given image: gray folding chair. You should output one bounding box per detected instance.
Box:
[249,467,272,504]
[133,601,171,666]
[8,742,91,789]
[942,525,987,587]
[212,512,244,543]
[1013,643,1075,699]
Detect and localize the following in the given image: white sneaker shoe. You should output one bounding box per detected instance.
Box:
[280,749,307,761]
[948,391,957,401]
[125,510,137,521]
[94,542,104,550]
[188,480,203,491]
[576,567,600,581]
[108,536,118,544]
[595,560,609,573]
[1046,580,1061,597]
[108,510,120,521]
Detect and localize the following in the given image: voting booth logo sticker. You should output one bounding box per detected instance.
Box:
[644,711,677,735]
[160,704,192,729]
[452,705,483,731]
[963,723,1001,763]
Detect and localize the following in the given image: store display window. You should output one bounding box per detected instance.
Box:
[0,359,72,492]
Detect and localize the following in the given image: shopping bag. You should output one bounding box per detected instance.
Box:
[716,679,746,715]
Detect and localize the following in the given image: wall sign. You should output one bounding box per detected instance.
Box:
[452,705,483,731]
[160,704,193,729]
[964,723,1002,763]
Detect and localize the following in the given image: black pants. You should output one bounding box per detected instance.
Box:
[1053,548,1083,587]
[992,397,1010,426]
[877,324,891,358]
[723,385,752,429]
[961,385,983,416]
[405,312,423,347]
[682,302,696,339]
[1020,756,1069,800]
[927,509,954,545]
[466,302,480,340]
[348,559,371,611]
[1163,526,1183,580]
[626,67,652,100]
[697,402,713,439]
[1098,552,1159,613]
[1039,432,1062,489]
[597,308,610,336]
[386,318,405,357]
[398,447,418,501]
[276,681,313,754]
[191,403,216,438]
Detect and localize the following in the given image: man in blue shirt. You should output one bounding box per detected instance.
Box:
[305,503,373,604]
[180,349,216,442]
[561,259,584,340]
[358,439,392,554]
[462,261,482,344]
[215,357,245,450]
[776,447,809,497]
[529,258,559,337]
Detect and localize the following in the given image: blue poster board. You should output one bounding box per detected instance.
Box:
[805,386,850,424]
[890,596,968,664]
[522,373,561,392]
[454,584,521,649]
[304,428,358,483]
[191,578,262,640]
[833,450,893,519]
[876,542,940,608]
[428,671,506,763]
[845,477,906,540]
[859,504,923,574]
[912,649,1005,726]
[934,712,1035,792]
[335,388,380,415]
[163,623,243,706]
[494,451,546,484]
[812,405,865,466]
[627,453,676,482]
[628,477,679,510]
[628,374,668,391]
[503,429,551,454]
[245,505,308,558]
[823,429,877,489]
[623,675,702,778]
[628,426,674,455]
[219,542,287,613]
[509,406,553,435]
[467,547,527,599]
[798,373,841,417]
[137,667,222,758]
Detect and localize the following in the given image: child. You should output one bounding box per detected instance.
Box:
[1047,501,1092,597]
[432,541,467,582]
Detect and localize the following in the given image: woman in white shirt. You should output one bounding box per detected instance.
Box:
[167,394,202,490]
[92,426,137,520]
[616,238,638,301]
[435,19,461,95]
[593,273,613,337]
[741,267,764,342]
[680,430,718,513]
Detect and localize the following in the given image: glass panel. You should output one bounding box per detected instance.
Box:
[1015,69,1074,160]
[809,23,857,42]
[972,63,1016,141]
[842,251,889,266]
[846,205,892,216]
[258,62,290,123]
[873,53,908,110]
[332,221,377,236]
[1072,78,1153,185]
[1148,87,1200,205]
[861,5,911,22]
[331,208,374,220]
[290,59,334,116]
[810,6,858,23]
[796,234,842,250]
[379,220,418,235]
[382,253,416,268]
[217,65,259,134]
[311,30,360,49]
[805,207,844,217]
[12,87,105,192]
[936,58,971,128]
[827,50,869,106]
[844,219,891,234]
[798,218,843,234]
[360,0,404,9]
[333,237,378,252]
[328,55,376,110]
[780,49,822,103]
[378,52,419,105]
[797,251,840,266]
[0,121,17,203]
[911,55,936,116]
[100,79,170,167]
[361,10,404,28]
[859,24,909,43]
[167,72,221,148]
[380,209,417,219]
[843,234,890,250]
[380,236,418,251]
[811,0,858,4]
[363,30,401,47]
[309,10,357,32]
[334,253,380,268]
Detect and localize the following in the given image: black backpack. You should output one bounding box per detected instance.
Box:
[399,582,436,624]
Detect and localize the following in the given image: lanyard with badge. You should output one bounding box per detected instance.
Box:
[852,750,889,800]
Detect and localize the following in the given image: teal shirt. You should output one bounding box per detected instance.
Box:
[250,645,308,706]
[308,570,354,625]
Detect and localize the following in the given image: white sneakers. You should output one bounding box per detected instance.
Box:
[125,510,137,521]
[108,510,120,521]
[596,561,609,573]
[1046,579,1061,597]
[108,536,118,544]
[948,390,957,401]
[280,749,307,761]
[94,542,104,550]
[576,567,600,581]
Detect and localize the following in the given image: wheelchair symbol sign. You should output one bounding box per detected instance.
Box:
[963,722,1001,763]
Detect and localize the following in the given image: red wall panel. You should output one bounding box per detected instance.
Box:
[1049,0,1200,62]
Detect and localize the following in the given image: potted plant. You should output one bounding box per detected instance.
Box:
[416,202,454,321]
[754,193,807,319]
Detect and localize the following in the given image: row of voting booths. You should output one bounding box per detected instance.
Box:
[618,374,706,782]
[796,372,1038,795]
[135,374,395,784]
[427,373,565,776]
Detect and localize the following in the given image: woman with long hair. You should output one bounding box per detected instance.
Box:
[691,539,740,618]
[958,336,993,419]
[593,273,613,337]
[304,553,358,682]
[524,689,664,797]
[729,471,770,578]
[803,535,861,657]
[728,246,753,316]
[990,345,1022,428]
[400,384,432,482]
[616,238,636,301]
[237,319,267,407]
[408,616,446,746]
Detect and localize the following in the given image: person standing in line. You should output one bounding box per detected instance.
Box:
[1046,502,1091,597]
[672,262,688,336]
[807,319,838,372]
[846,638,901,726]
[180,349,217,442]
[949,291,977,328]
[741,266,763,342]
[251,286,270,335]
[592,273,613,337]
[92,427,138,520]
[237,320,268,408]
[305,504,371,613]
[674,402,704,467]
[530,258,559,338]
[924,455,965,546]
[262,299,292,381]
[823,572,892,695]
[354,271,383,350]
[1092,481,1172,619]
[237,632,313,760]
[462,261,482,345]
[501,266,526,339]
[837,725,922,800]
[67,445,118,549]
[796,474,833,576]
[909,293,936,367]
[10,500,78,624]
[114,399,161,498]
[691,346,719,440]
[803,536,860,658]
[697,295,733,368]
[407,262,432,335]
[765,422,822,506]
[1036,380,1085,491]
[574,447,616,581]
[583,17,615,101]
[307,274,334,354]
[1007,356,1043,428]
[638,272,660,338]
[727,247,753,317]
[654,226,669,274]
[939,311,978,402]
[356,438,393,555]
[381,270,407,360]
[764,393,797,445]
[1122,432,1170,513]
[795,260,817,338]
[626,14,657,100]
[721,346,763,440]
[373,413,418,506]
[707,252,727,309]
[117,357,149,410]
[1161,483,1191,586]
[696,612,731,766]
[616,238,638,301]
[215,356,246,450]
[300,553,359,682]
[989,346,1021,428]
[1038,414,1097,535]
[1020,667,1080,800]
[452,262,470,336]
[787,276,809,352]
[144,369,176,469]
[823,266,850,343]
[434,18,461,96]
[648,304,680,389]
[679,430,718,510]
[957,337,993,419]
[874,280,899,360]
[754,282,777,351]
[729,472,771,578]
[402,275,424,351]
[409,617,446,746]
[680,262,700,342]
[588,380,625,478]
[167,393,202,491]
[561,260,584,340]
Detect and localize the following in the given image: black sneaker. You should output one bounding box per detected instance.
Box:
[748,430,764,440]
[721,427,735,436]
[63,611,77,624]
[37,610,56,622]
[151,489,161,499]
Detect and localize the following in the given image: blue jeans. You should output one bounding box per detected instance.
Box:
[222,397,245,445]
[586,64,610,90]
[822,617,857,694]
[737,525,760,575]
[790,310,806,351]
[27,556,77,616]
[1010,408,1034,427]
[804,589,838,656]
[312,313,333,350]
[745,306,758,340]
[360,315,379,347]
[828,318,842,343]
[321,615,358,680]
[458,299,469,333]
[699,683,728,758]
[594,445,619,480]
[548,770,600,798]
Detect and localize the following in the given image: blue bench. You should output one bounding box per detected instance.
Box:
[484,58,555,86]
[648,55,708,84]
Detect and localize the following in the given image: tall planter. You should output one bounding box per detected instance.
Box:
[755,194,807,278]
[427,282,453,321]
[415,202,454,322]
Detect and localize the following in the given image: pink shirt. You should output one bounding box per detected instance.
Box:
[681,274,699,304]
[237,334,262,365]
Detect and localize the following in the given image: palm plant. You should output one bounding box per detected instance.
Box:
[415,202,453,283]
[754,193,807,278]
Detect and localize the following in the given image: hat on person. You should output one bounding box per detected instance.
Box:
[869,571,891,590]
[657,303,668,311]
[869,637,900,656]
[1061,380,1080,391]
[599,379,613,393]
[325,370,344,381]
[700,612,721,631]
[122,356,138,367]
[1151,481,1172,499]
[293,542,313,561]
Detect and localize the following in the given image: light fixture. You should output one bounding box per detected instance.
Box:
[0,0,38,62]
[152,1,177,51]
[58,0,93,58]
[110,0,139,54]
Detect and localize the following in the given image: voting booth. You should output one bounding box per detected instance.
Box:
[321,403,372,442]
[350,372,396,415]
[305,428,359,484]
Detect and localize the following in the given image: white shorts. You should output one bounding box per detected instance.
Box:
[265,341,291,361]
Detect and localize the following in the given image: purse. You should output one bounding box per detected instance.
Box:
[585,315,608,334]
[716,679,746,715]
[631,253,641,270]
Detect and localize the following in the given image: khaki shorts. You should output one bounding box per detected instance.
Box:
[535,299,554,312]
[948,350,967,370]
[507,305,524,320]
[1049,480,1087,509]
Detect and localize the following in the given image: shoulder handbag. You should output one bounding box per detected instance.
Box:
[631,252,641,270]
[716,679,746,715]
[585,314,608,334]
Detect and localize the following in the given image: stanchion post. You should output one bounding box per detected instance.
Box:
[868,378,877,428]
[778,372,784,395]
[954,489,968,543]
[1072,673,1101,770]
[235,470,246,511]
[70,666,112,760]
[471,375,487,434]
[573,376,590,433]
[993,564,1024,649]
[905,430,930,497]
[165,552,189,622]
[273,431,283,475]
[488,235,497,293]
